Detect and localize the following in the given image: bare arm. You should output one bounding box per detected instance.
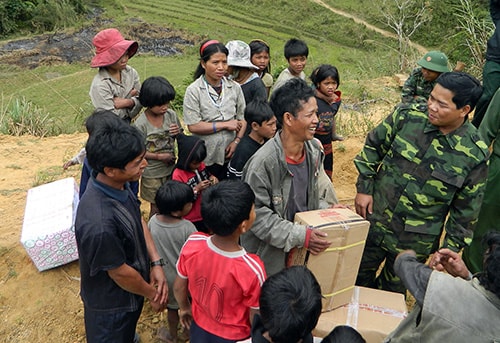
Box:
[107,263,163,311]
[187,120,242,135]
[173,276,192,329]
[142,218,168,304]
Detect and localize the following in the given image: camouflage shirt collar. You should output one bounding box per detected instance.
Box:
[423,119,470,148]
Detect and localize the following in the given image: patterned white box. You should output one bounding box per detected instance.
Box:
[20,177,79,271]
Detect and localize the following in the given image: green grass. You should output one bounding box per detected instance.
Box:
[0,0,404,135]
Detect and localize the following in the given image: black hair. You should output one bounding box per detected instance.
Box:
[86,124,145,173]
[194,39,229,80]
[284,38,309,60]
[201,180,255,236]
[84,108,125,136]
[249,39,271,74]
[269,78,315,126]
[155,180,194,215]
[310,64,340,88]
[260,266,322,343]
[478,232,500,298]
[435,72,483,112]
[175,134,207,171]
[244,98,275,126]
[138,76,176,108]
[321,325,366,343]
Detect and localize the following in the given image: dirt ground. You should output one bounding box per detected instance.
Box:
[0,131,368,342]
[0,11,403,341]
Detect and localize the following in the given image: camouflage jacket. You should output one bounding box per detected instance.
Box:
[354,103,488,253]
[401,68,436,105]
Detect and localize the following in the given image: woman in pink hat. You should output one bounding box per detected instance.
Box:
[89,28,143,122]
[183,39,247,181]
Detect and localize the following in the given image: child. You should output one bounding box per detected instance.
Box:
[149,180,197,343]
[237,266,322,343]
[89,28,143,122]
[133,76,182,218]
[227,99,277,179]
[249,39,273,96]
[174,180,266,342]
[75,122,167,342]
[271,38,309,93]
[310,64,343,179]
[172,134,218,233]
[62,109,125,198]
[321,326,365,343]
[226,40,267,105]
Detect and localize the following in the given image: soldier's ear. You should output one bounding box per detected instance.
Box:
[460,104,471,117]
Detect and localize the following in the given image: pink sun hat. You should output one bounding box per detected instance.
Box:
[90,28,138,68]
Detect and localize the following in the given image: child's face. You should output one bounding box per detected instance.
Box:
[108,52,130,72]
[149,102,170,116]
[288,55,307,76]
[188,160,202,171]
[255,116,277,139]
[318,76,339,97]
[251,51,270,72]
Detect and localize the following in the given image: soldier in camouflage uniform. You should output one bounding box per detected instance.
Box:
[354,72,488,294]
[401,51,450,105]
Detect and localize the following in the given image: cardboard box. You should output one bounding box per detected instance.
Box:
[20,178,79,271]
[288,208,369,311]
[313,286,408,343]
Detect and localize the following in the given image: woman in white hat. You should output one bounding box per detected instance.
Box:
[226,40,267,104]
[183,39,247,181]
[89,28,143,122]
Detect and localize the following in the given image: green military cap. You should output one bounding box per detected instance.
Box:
[417,51,450,73]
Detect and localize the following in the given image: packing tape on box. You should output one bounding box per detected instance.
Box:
[323,285,355,299]
[324,240,366,252]
[344,287,407,329]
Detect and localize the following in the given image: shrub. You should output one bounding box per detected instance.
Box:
[0,95,61,137]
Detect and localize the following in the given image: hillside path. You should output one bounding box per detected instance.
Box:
[311,0,427,54]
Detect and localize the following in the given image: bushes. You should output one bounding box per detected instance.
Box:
[0,95,61,137]
[0,0,90,37]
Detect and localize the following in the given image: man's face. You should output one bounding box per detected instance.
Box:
[427,84,469,134]
[113,151,148,183]
[421,67,440,82]
[287,97,318,141]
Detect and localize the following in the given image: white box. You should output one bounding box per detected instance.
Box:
[20,177,79,271]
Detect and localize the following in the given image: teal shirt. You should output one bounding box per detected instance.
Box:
[355,103,488,253]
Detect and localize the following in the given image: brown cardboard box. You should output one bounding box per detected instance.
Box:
[313,286,408,343]
[288,208,369,311]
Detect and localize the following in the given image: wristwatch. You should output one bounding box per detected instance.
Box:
[150,258,165,267]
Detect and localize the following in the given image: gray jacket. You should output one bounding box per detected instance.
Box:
[241,132,337,276]
[385,272,500,342]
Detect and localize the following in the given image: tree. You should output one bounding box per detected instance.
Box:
[379,0,431,71]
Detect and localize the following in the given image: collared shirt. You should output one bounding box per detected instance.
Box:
[183,76,245,166]
[75,176,149,312]
[355,103,488,252]
[89,65,142,120]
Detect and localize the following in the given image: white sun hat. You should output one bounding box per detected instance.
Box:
[226,40,259,69]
